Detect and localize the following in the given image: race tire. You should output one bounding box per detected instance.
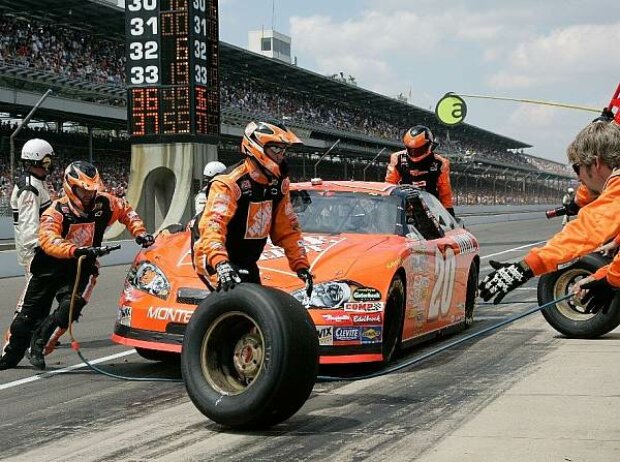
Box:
[538,253,620,339]
[135,347,180,363]
[382,275,405,363]
[464,261,478,329]
[181,283,319,429]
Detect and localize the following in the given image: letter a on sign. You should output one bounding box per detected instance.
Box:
[435,93,467,126]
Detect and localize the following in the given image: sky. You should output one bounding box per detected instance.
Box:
[218,0,619,164]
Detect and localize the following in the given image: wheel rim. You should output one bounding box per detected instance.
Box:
[552,269,595,320]
[199,311,265,396]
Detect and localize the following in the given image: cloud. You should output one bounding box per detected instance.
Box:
[490,22,620,89]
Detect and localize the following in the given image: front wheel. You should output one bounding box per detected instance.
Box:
[382,275,405,363]
[181,284,319,429]
[538,253,620,338]
[464,261,478,328]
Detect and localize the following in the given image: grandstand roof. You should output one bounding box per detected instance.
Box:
[0,0,531,150]
[220,42,531,150]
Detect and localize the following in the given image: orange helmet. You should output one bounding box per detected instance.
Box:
[403,125,438,162]
[241,121,302,178]
[63,161,102,216]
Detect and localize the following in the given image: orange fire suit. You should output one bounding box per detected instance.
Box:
[524,169,620,276]
[385,150,454,212]
[1,193,146,365]
[193,159,309,286]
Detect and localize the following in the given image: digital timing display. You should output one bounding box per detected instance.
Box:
[126,0,220,138]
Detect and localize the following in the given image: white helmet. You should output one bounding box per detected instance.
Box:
[203,161,226,179]
[21,138,54,162]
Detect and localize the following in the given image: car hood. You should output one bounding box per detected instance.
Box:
[258,233,390,290]
[138,231,393,290]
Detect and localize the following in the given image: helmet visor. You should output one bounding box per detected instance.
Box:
[406,144,431,161]
[265,143,288,165]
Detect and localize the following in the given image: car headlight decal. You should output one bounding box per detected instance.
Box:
[128,261,171,300]
[292,281,362,308]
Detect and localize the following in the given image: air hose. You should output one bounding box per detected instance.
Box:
[316,293,574,382]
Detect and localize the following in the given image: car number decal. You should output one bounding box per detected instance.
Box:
[428,246,457,320]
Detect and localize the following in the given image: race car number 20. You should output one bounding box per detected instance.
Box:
[428,247,456,320]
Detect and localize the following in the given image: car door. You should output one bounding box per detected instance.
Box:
[400,192,467,342]
[419,191,472,326]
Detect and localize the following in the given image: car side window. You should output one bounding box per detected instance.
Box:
[420,192,456,233]
[404,193,444,241]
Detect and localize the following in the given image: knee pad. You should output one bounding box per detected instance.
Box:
[54,296,86,329]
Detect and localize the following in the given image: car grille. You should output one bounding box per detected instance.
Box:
[176,287,209,305]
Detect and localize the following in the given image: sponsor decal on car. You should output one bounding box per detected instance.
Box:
[321,314,352,324]
[334,327,361,342]
[451,233,478,255]
[260,235,346,261]
[316,326,333,346]
[117,305,132,327]
[407,274,431,324]
[146,307,194,324]
[352,287,382,301]
[351,313,382,324]
[344,302,384,312]
[361,326,382,343]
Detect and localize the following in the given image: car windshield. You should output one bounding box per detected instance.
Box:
[290,190,400,234]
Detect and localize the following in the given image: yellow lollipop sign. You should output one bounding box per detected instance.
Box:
[435,93,467,126]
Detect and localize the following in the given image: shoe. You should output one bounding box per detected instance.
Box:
[0,356,19,370]
[27,344,46,370]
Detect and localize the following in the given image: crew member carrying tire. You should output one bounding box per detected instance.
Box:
[193,120,312,292]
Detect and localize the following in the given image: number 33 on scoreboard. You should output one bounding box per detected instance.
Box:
[428,246,457,321]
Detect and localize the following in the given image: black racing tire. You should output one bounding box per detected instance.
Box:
[181,283,319,429]
[135,347,180,363]
[538,253,620,339]
[464,261,479,329]
[382,275,405,363]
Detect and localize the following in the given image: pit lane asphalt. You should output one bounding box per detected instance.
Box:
[0,216,586,461]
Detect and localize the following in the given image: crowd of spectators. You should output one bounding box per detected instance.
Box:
[0,14,124,86]
[0,124,129,211]
[0,13,575,178]
[0,13,575,212]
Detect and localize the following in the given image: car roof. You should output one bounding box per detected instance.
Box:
[291,180,417,196]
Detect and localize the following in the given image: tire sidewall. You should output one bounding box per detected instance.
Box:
[181,283,318,428]
[538,253,620,338]
[382,275,404,363]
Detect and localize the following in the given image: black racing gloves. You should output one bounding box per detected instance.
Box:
[479,260,534,304]
[74,247,99,259]
[297,268,314,297]
[135,233,155,248]
[215,261,241,291]
[580,278,619,314]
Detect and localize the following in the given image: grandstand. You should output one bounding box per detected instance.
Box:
[0,0,576,211]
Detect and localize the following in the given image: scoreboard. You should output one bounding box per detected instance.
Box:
[125,0,219,140]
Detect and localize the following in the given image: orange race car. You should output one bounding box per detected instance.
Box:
[112,180,480,365]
